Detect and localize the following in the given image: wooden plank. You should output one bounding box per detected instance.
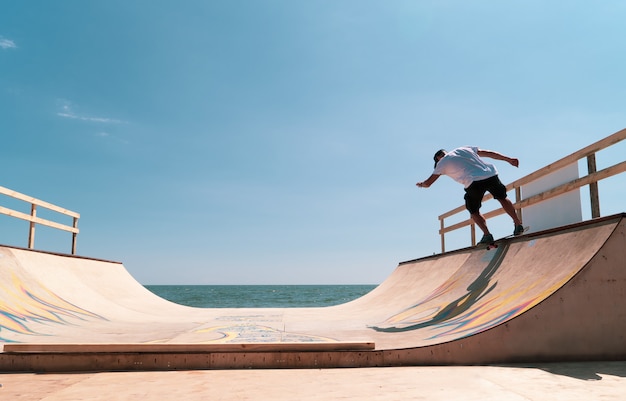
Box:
[3,342,376,354]
[440,218,473,234]
[508,128,626,190]
[439,205,465,220]
[0,205,79,234]
[439,208,508,235]
[0,185,80,218]
[517,161,626,209]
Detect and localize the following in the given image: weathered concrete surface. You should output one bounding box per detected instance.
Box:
[2,362,626,401]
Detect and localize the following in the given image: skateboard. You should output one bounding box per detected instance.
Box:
[478,226,530,250]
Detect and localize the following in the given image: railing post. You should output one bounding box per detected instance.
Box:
[587,154,601,218]
[440,217,445,253]
[28,204,37,249]
[515,186,523,222]
[71,217,79,255]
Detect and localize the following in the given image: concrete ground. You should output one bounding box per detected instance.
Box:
[2,361,626,401]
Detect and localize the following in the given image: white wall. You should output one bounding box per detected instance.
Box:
[521,163,582,232]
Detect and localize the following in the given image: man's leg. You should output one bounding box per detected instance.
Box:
[465,182,491,237]
[470,212,490,235]
[497,198,522,226]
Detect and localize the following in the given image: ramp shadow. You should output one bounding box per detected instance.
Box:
[503,361,626,381]
[372,245,509,333]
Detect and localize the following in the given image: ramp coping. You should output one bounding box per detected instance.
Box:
[3,342,376,354]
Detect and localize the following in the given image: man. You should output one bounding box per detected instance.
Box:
[416,146,524,245]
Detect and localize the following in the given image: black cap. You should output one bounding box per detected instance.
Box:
[433,149,446,168]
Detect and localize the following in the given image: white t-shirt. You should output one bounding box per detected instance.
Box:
[433,146,498,188]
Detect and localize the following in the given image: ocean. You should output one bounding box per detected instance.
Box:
[144,285,377,308]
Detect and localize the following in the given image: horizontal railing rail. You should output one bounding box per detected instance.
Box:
[0,185,80,254]
[437,128,626,252]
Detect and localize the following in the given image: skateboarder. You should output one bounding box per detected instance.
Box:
[416,146,524,245]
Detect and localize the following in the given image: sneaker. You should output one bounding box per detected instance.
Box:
[478,234,494,244]
[513,224,525,236]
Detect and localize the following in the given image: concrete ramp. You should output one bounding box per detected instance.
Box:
[1,214,625,371]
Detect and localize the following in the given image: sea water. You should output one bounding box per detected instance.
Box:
[144,285,377,308]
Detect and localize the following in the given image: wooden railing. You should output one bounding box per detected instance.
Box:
[438,128,626,252]
[0,186,80,254]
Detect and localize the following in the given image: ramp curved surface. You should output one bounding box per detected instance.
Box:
[1,214,625,371]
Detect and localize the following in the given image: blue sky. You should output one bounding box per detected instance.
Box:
[1,1,625,285]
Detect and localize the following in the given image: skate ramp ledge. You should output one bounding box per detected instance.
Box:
[4,342,375,354]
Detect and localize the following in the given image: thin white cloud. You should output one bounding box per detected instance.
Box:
[56,100,127,124]
[95,131,129,144]
[55,100,130,145]
[57,112,126,124]
[0,37,17,49]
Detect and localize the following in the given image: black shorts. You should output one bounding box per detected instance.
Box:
[464,175,507,214]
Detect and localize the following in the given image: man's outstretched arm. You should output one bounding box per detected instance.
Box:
[416,174,440,188]
[477,149,519,167]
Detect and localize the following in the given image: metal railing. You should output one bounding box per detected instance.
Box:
[438,128,626,252]
[0,186,79,254]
